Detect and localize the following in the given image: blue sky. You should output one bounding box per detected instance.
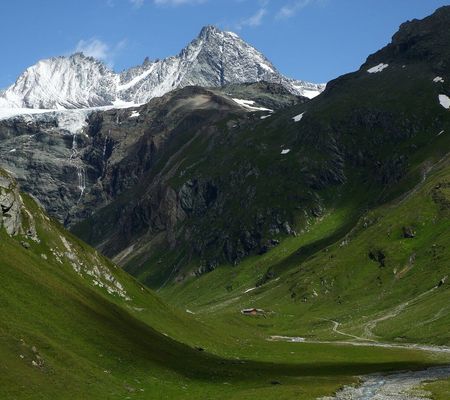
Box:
[0,0,448,88]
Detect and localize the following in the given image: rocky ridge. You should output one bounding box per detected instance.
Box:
[0,26,324,110]
[0,84,299,228]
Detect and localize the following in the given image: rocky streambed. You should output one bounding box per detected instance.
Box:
[320,365,450,400]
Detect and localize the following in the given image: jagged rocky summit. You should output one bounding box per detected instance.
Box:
[0,26,324,110]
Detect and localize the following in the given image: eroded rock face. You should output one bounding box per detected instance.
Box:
[0,85,300,228]
[0,170,39,241]
[0,171,23,236]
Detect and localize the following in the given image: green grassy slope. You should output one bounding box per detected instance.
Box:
[157,149,450,400]
[162,153,450,343]
[2,173,449,399]
[6,7,450,399]
[155,132,450,399]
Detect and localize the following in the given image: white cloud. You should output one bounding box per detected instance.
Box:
[74,38,127,67]
[75,39,110,60]
[276,0,315,19]
[153,0,207,5]
[130,0,207,7]
[236,7,267,29]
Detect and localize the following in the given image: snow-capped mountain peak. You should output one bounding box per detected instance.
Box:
[0,26,325,110]
[0,53,117,109]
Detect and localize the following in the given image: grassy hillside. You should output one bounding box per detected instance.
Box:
[154,130,450,399]
[4,7,450,399]
[161,153,450,342]
[2,172,449,399]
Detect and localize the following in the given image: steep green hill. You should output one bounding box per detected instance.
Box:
[162,151,450,344]
[2,172,449,399]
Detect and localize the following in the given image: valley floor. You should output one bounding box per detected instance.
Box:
[152,156,450,398]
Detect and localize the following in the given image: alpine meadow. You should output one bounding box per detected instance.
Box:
[1,2,450,399]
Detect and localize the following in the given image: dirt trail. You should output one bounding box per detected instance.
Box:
[321,319,376,342]
[361,286,439,339]
[268,335,450,354]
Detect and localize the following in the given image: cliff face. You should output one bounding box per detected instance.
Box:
[0,84,300,228]
[0,170,23,236]
[0,169,37,240]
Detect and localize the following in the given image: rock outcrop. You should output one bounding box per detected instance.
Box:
[0,169,39,241]
[0,170,23,236]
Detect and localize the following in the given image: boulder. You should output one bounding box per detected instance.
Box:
[369,249,386,267]
[402,226,416,238]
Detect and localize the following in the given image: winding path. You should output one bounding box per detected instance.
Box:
[361,286,439,339]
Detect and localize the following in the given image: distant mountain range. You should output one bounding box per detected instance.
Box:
[0,26,324,110]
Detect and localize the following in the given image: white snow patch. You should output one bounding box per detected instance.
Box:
[226,31,239,39]
[281,149,291,155]
[244,287,257,294]
[129,111,140,119]
[0,102,139,135]
[56,110,89,134]
[302,89,322,99]
[117,66,154,92]
[292,112,305,122]
[111,99,139,108]
[0,107,54,120]
[9,149,17,153]
[291,84,325,99]
[438,130,445,136]
[367,63,389,74]
[259,63,275,73]
[433,76,445,83]
[232,98,273,112]
[260,115,271,120]
[439,94,450,109]
[186,309,195,314]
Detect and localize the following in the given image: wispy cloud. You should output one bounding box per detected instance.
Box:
[276,0,317,19]
[130,0,144,7]
[129,0,207,8]
[236,7,267,29]
[75,39,110,60]
[74,38,127,67]
[153,0,207,6]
